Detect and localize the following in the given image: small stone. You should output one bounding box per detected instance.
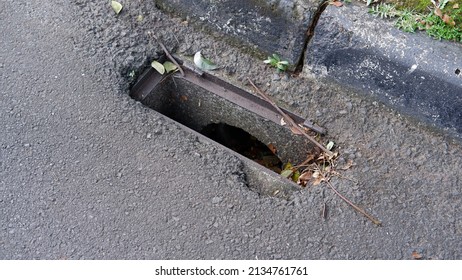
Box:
[339,110,348,115]
[271,73,281,81]
[146,133,152,139]
[273,254,282,259]
[211,196,222,204]
[346,102,353,111]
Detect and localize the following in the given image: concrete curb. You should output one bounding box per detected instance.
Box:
[304,3,462,139]
[154,1,461,139]
[154,0,325,65]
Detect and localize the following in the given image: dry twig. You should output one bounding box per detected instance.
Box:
[150,33,185,76]
[247,78,333,156]
[324,179,381,226]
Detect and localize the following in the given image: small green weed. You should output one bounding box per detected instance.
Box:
[263,54,289,72]
[423,13,462,41]
[369,2,399,18]
[369,2,462,42]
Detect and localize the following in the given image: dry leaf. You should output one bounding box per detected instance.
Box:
[331,1,343,7]
[454,4,460,9]
[267,143,277,154]
[434,7,443,18]
[340,159,355,170]
[312,176,324,186]
[411,251,422,260]
[297,171,312,186]
[290,126,303,135]
[442,14,456,26]
[180,95,188,102]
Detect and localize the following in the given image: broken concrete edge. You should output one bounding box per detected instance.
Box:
[138,103,302,199]
[304,3,462,140]
[130,61,314,197]
[154,0,328,67]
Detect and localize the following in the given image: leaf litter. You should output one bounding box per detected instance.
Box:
[248,79,381,226]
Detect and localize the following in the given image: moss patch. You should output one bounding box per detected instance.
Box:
[387,0,432,13]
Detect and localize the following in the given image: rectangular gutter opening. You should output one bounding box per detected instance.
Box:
[130,59,325,197]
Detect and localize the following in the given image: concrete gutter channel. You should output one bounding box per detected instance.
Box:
[305,3,462,140]
[154,0,462,140]
[136,0,462,197]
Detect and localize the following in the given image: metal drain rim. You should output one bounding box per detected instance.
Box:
[130,61,326,135]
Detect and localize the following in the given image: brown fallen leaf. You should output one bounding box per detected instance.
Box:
[312,171,324,186]
[180,95,188,102]
[331,1,343,7]
[267,143,277,155]
[290,125,303,135]
[434,7,443,18]
[411,251,422,260]
[442,14,456,26]
[454,4,460,9]
[297,170,312,187]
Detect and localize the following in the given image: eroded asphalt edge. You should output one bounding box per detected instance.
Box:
[0,0,461,259]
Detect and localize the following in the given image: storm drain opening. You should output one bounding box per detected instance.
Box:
[130,60,325,196]
[201,123,283,173]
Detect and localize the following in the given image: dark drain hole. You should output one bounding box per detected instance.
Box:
[201,123,283,173]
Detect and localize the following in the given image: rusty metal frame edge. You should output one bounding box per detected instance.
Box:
[130,63,326,135]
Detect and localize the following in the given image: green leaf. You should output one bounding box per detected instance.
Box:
[194,51,219,71]
[151,60,165,75]
[279,60,289,65]
[326,141,335,151]
[281,169,293,178]
[292,170,301,182]
[277,64,287,71]
[111,1,123,14]
[272,54,280,61]
[283,162,293,170]
[263,59,272,64]
[163,61,178,73]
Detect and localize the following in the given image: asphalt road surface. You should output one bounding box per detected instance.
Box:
[1,0,461,259]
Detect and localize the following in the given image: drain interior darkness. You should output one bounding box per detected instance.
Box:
[201,123,283,173]
[137,71,313,167]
